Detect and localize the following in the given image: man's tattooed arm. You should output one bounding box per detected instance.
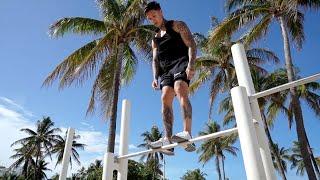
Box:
[173,21,197,70]
[152,39,160,80]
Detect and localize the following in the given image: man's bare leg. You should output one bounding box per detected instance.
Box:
[174,80,192,135]
[161,86,175,139]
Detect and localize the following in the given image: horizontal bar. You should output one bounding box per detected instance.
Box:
[117,127,238,160]
[250,73,320,100]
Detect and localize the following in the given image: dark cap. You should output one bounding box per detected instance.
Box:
[144,1,161,14]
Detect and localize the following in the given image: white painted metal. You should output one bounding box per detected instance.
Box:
[59,128,75,180]
[102,152,118,180]
[231,86,266,180]
[117,100,131,180]
[250,73,320,100]
[117,127,238,160]
[231,43,276,180]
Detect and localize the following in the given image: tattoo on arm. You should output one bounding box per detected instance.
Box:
[152,40,160,80]
[173,21,197,70]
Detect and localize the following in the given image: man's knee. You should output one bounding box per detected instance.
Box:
[161,87,174,105]
[174,83,189,100]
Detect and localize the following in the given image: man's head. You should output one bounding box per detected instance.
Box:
[145,1,164,28]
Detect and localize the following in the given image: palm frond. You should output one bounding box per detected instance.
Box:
[43,39,100,88]
[49,17,105,38]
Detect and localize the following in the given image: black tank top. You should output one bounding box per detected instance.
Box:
[153,20,189,72]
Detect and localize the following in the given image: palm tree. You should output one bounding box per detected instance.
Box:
[219,68,319,179]
[180,168,207,180]
[289,141,308,176]
[210,1,320,178]
[266,69,320,178]
[9,143,35,179]
[197,121,238,180]
[86,160,103,180]
[138,126,164,180]
[10,117,60,179]
[30,160,51,180]
[51,130,85,168]
[271,143,291,176]
[191,18,279,117]
[44,0,154,154]
[74,167,87,179]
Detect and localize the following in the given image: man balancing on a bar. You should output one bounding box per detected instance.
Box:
[144,1,197,155]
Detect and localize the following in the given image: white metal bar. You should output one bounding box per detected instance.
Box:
[117,100,131,180]
[117,127,238,160]
[231,86,266,180]
[102,152,118,180]
[250,73,320,100]
[59,128,75,180]
[231,43,276,180]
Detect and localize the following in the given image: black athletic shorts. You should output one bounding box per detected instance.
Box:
[159,60,190,90]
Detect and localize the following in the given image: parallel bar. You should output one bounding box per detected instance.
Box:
[250,73,320,100]
[117,127,238,160]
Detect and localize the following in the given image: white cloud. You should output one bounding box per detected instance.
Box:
[0,100,35,168]
[0,97,35,118]
[0,97,140,178]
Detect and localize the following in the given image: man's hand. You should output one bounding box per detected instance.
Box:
[186,67,195,80]
[152,79,159,89]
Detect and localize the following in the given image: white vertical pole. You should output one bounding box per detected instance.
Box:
[231,86,266,180]
[102,152,117,180]
[231,43,276,180]
[59,128,75,180]
[117,100,131,180]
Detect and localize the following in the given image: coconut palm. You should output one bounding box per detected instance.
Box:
[44,0,154,154]
[219,68,319,179]
[51,130,85,168]
[10,117,60,179]
[197,121,238,180]
[191,17,279,117]
[9,143,35,179]
[266,69,320,178]
[289,141,307,176]
[271,143,291,176]
[180,168,207,180]
[86,160,103,180]
[138,126,164,180]
[29,160,51,180]
[210,0,320,178]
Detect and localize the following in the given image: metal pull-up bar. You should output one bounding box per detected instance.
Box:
[117,127,238,160]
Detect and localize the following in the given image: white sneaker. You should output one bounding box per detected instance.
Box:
[149,137,174,156]
[171,131,196,152]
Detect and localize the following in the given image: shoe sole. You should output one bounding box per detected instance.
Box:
[149,144,162,149]
[149,145,174,156]
[160,149,175,156]
[171,135,196,152]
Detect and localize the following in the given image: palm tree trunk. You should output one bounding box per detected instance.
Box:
[279,16,317,180]
[222,156,226,180]
[305,131,320,179]
[34,145,41,180]
[261,112,287,180]
[215,148,222,180]
[163,157,166,180]
[107,44,124,153]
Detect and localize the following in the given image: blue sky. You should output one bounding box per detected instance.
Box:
[0,0,319,179]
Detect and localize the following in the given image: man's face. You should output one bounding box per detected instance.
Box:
[146,10,163,28]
